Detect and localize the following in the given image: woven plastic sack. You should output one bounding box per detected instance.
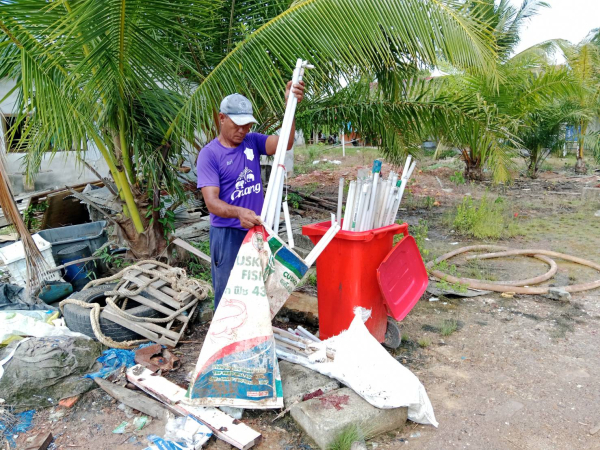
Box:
[279,308,438,426]
[185,226,307,409]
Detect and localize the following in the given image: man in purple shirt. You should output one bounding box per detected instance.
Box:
[197,81,305,308]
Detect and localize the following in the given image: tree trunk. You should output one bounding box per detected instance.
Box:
[116,216,167,259]
[575,121,588,174]
[575,156,587,174]
[462,149,484,181]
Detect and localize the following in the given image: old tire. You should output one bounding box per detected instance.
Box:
[62,283,163,342]
[383,317,401,349]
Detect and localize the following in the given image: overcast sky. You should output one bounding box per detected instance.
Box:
[510,0,599,55]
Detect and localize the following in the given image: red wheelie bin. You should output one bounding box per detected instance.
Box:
[302,221,409,343]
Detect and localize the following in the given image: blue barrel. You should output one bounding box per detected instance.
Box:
[57,244,96,291]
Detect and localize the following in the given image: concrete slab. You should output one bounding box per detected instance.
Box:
[280,361,340,407]
[582,187,600,201]
[290,387,407,449]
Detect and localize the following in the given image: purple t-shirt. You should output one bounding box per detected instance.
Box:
[197,133,269,229]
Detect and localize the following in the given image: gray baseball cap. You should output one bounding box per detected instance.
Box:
[219,93,258,126]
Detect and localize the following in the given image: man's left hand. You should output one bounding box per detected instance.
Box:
[285,80,305,103]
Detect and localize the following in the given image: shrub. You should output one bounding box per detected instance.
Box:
[450,171,466,185]
[452,195,516,239]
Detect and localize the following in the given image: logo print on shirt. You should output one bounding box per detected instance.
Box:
[226,159,233,165]
[231,168,260,201]
[244,148,255,161]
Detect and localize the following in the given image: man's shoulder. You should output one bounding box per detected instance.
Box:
[245,132,268,143]
[199,139,221,158]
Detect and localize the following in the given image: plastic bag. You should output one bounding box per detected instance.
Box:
[0,310,85,345]
[143,415,212,450]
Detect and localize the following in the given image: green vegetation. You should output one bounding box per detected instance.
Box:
[452,195,518,239]
[188,241,212,284]
[287,193,303,209]
[95,247,130,270]
[410,219,430,259]
[327,425,367,450]
[450,171,466,185]
[23,201,48,231]
[424,196,435,210]
[418,338,431,348]
[439,319,458,336]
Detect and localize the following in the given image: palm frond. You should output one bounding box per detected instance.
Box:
[170,0,499,142]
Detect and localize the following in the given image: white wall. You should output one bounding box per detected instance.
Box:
[5,146,111,195]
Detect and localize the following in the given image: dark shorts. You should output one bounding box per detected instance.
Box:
[209,226,248,310]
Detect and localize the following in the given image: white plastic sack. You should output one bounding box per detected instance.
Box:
[0,310,91,345]
[280,308,438,427]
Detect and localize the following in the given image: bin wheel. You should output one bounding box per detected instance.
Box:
[383,317,401,349]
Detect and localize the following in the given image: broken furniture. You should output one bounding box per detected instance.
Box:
[61,261,211,348]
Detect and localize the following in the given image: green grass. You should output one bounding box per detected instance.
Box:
[418,337,431,348]
[401,332,410,343]
[327,424,368,450]
[451,194,518,239]
[439,319,458,336]
[462,259,498,281]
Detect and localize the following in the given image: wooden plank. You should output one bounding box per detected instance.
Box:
[128,294,189,323]
[126,269,181,299]
[173,238,211,264]
[137,321,181,341]
[127,365,262,450]
[119,276,181,309]
[94,377,169,420]
[101,309,160,341]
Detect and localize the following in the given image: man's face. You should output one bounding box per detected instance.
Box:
[219,113,252,146]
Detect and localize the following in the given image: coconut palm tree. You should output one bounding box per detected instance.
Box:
[0,0,498,256]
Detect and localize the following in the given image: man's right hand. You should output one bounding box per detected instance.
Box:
[237,208,262,229]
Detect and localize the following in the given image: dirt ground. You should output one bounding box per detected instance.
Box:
[13,145,600,450]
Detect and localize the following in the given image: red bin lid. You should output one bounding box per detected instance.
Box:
[377,235,428,321]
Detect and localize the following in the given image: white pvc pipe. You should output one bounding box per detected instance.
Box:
[365,172,379,231]
[383,186,398,226]
[386,160,417,226]
[340,128,345,157]
[337,177,344,226]
[375,180,390,229]
[262,59,312,228]
[342,181,356,231]
[351,182,366,232]
[282,201,294,249]
[357,183,371,232]
[401,155,412,180]
[397,161,416,207]
[274,177,283,235]
[297,325,321,342]
[305,223,341,266]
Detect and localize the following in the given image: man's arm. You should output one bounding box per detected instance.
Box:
[265,80,305,156]
[201,186,262,229]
